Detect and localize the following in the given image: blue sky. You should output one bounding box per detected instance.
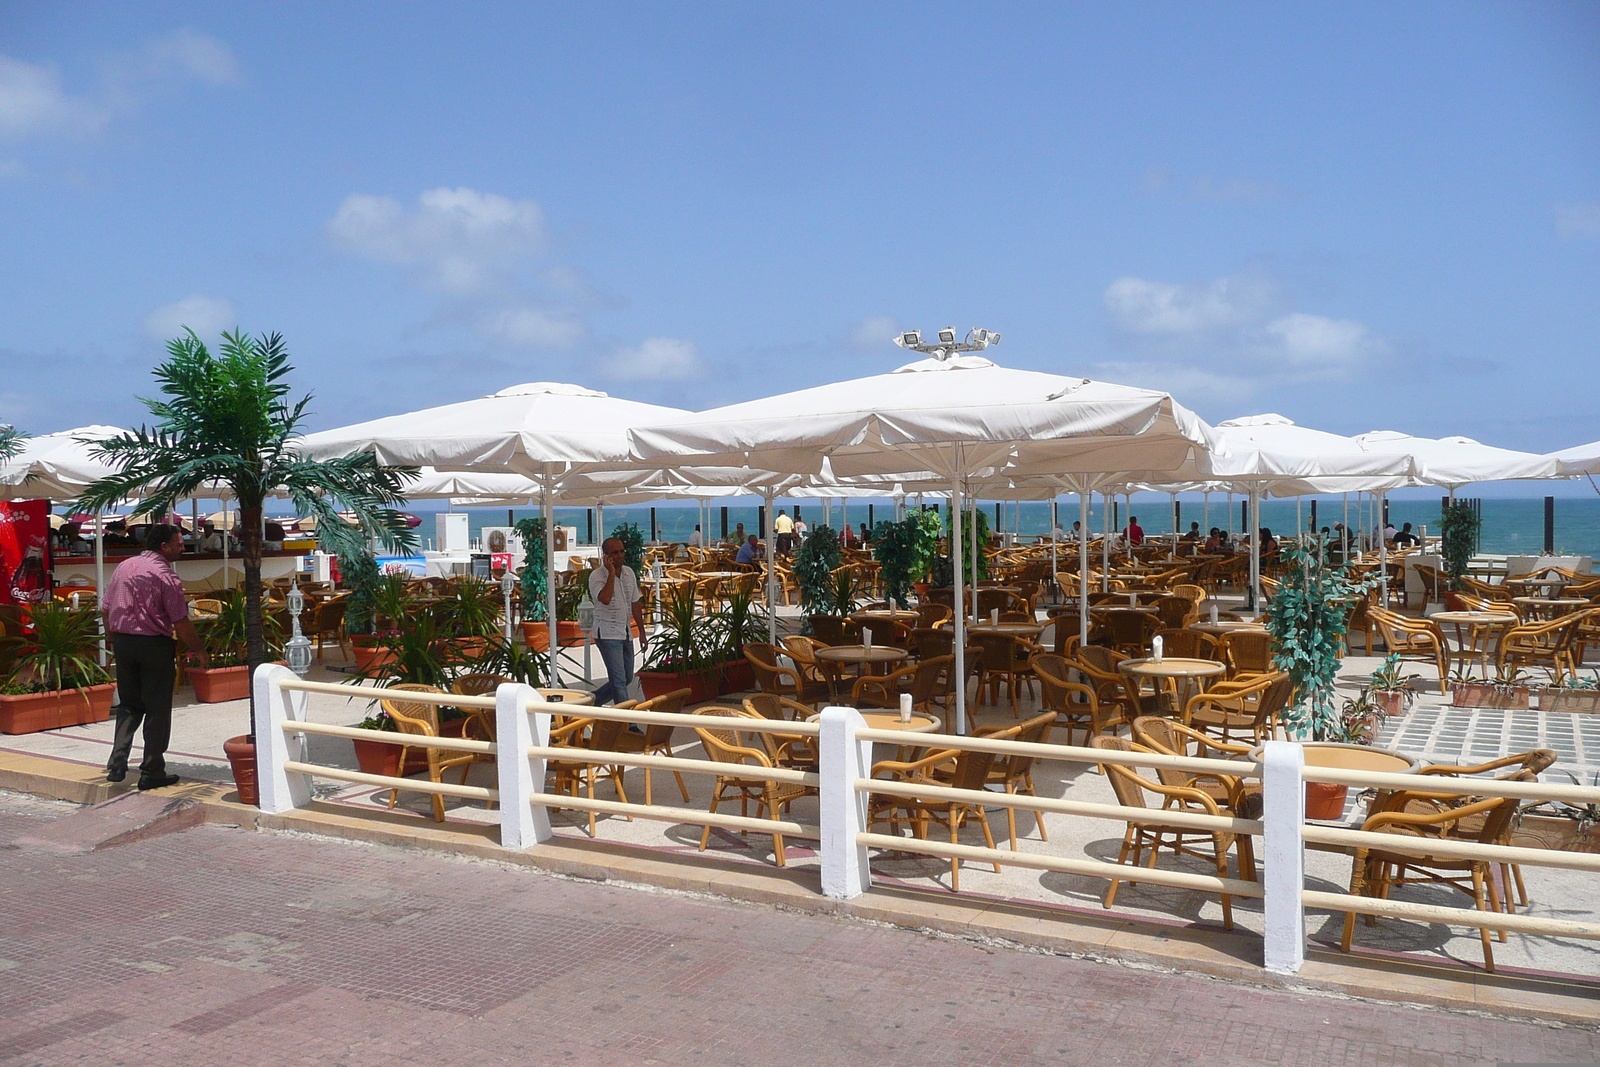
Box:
[3,2,1599,496]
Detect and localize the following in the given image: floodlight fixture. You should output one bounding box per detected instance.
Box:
[891,325,1002,361]
[895,330,923,349]
[938,327,957,344]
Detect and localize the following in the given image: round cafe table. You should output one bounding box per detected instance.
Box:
[967,621,1046,639]
[807,710,940,734]
[850,609,920,626]
[1188,620,1265,638]
[1512,597,1589,621]
[1429,610,1519,678]
[1089,604,1159,616]
[1120,657,1227,717]
[815,646,909,676]
[534,688,595,706]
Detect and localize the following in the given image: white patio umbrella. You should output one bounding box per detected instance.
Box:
[0,425,124,500]
[631,354,1222,732]
[296,383,692,682]
[1549,440,1600,477]
[1352,430,1562,497]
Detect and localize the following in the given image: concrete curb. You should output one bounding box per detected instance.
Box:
[2,749,1596,1027]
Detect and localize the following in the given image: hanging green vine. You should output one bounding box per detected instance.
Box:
[1438,501,1480,591]
[513,517,548,621]
[1266,540,1381,740]
[794,524,841,614]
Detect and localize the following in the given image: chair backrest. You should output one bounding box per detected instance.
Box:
[1152,628,1209,660]
[691,705,769,767]
[946,746,1002,792]
[1153,595,1192,629]
[380,683,449,736]
[1222,630,1275,674]
[807,615,853,645]
[911,627,955,659]
[1419,748,1557,780]
[1171,583,1206,606]
[634,687,691,745]
[1075,644,1127,681]
[1103,610,1157,651]
[910,654,956,703]
[1089,735,1155,810]
[974,588,1011,618]
[451,672,512,697]
[974,632,1025,670]
[914,602,953,629]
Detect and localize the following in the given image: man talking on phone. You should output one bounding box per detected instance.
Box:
[588,538,648,705]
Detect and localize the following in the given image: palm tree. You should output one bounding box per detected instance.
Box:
[75,329,419,738]
[0,424,25,462]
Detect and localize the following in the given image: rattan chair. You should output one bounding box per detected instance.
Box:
[1220,629,1275,679]
[745,641,832,705]
[1498,609,1594,685]
[1367,606,1450,693]
[1030,653,1111,745]
[611,687,694,804]
[851,654,955,718]
[973,632,1038,714]
[379,683,480,823]
[1184,671,1293,743]
[1415,750,1556,914]
[691,706,809,867]
[868,737,1012,891]
[967,712,1054,849]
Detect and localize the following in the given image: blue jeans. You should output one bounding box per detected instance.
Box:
[592,638,635,706]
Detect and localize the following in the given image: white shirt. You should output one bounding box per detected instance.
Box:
[688,530,702,546]
[588,564,640,640]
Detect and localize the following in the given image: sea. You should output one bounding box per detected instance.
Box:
[407,496,1600,560]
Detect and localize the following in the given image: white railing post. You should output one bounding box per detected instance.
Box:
[254,663,310,813]
[496,683,551,849]
[818,705,872,898]
[1261,739,1306,974]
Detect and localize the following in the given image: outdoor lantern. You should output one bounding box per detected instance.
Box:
[284,585,313,677]
[500,571,517,639]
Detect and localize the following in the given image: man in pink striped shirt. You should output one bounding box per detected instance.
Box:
[102,524,208,789]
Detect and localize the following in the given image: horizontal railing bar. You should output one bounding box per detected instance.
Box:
[529,793,817,838]
[282,761,498,801]
[855,728,1260,777]
[1302,890,1600,939]
[1302,825,1600,872]
[274,677,499,709]
[856,833,1263,898]
[856,779,1261,836]
[280,720,496,754]
[1300,769,1600,802]
[528,746,817,786]
[534,704,821,736]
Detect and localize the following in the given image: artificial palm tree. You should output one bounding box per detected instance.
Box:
[74,329,419,738]
[0,424,25,462]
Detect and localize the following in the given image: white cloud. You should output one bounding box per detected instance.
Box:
[143,294,237,342]
[1260,312,1370,368]
[1104,274,1278,337]
[0,31,238,143]
[604,337,703,382]
[0,56,104,139]
[1556,202,1600,240]
[849,315,899,349]
[482,308,585,349]
[328,187,548,296]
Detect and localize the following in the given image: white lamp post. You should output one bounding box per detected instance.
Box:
[284,585,313,678]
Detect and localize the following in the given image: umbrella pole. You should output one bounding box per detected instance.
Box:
[1050,498,1058,605]
[95,512,106,666]
[1379,492,1389,609]
[1203,491,1210,534]
[1101,491,1110,592]
[543,478,559,686]
[764,490,777,646]
[1343,492,1349,558]
[969,485,980,620]
[1249,489,1261,613]
[1079,491,1090,647]
[950,470,966,735]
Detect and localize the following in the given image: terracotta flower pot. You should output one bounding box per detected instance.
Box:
[1372,689,1407,718]
[351,643,397,671]
[719,658,755,695]
[521,621,586,651]
[1304,781,1350,821]
[1536,688,1600,713]
[224,734,259,806]
[351,736,431,778]
[638,668,720,703]
[190,665,252,704]
[0,683,116,734]
[1451,682,1530,709]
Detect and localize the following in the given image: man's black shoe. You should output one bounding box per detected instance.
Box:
[105,766,126,783]
[137,774,180,791]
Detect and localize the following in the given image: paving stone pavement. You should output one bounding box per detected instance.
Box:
[0,793,1595,1066]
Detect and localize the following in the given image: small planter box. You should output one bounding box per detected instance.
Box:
[1450,682,1531,710]
[1536,688,1600,713]
[522,621,586,651]
[0,683,116,734]
[638,668,721,703]
[350,638,396,671]
[190,665,251,704]
[719,658,755,695]
[1511,814,1600,854]
[1372,689,1409,717]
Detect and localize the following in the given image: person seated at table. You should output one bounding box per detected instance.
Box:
[1203,528,1223,553]
[264,519,286,550]
[687,524,702,547]
[1181,521,1201,542]
[857,523,872,546]
[731,522,746,546]
[735,535,764,565]
[841,524,857,549]
[1123,516,1145,546]
[1258,527,1278,553]
[1392,522,1419,547]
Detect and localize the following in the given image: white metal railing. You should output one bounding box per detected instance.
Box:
[250,665,1600,979]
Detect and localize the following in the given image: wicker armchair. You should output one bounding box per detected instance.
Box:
[868,734,1016,891]
[1184,671,1293,743]
[1367,606,1449,693]
[1030,653,1111,745]
[379,683,481,823]
[610,687,693,804]
[851,654,955,717]
[745,641,832,705]
[691,706,810,867]
[1415,750,1555,913]
[778,636,845,702]
[1130,715,1260,875]
[972,633,1039,714]
[1219,629,1275,679]
[965,712,1054,849]
[1498,608,1593,685]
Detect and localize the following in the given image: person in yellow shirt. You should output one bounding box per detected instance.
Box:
[773,509,795,555]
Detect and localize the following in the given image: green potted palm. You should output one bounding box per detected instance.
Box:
[716,583,766,693]
[435,575,501,659]
[74,330,418,802]
[190,589,285,703]
[638,582,725,701]
[0,602,115,733]
[351,572,412,670]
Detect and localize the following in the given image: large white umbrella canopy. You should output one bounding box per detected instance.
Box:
[631,354,1220,480]
[1352,429,1562,491]
[296,382,690,474]
[1547,440,1600,477]
[0,426,126,500]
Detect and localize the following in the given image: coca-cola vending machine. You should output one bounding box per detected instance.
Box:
[0,499,52,606]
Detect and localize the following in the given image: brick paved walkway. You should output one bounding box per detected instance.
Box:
[0,793,1594,1067]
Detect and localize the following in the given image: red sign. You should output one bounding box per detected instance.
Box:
[0,499,52,606]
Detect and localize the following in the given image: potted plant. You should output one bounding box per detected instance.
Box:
[1367,653,1420,718]
[1265,540,1380,740]
[520,572,589,651]
[638,582,724,702]
[352,572,412,670]
[190,589,284,703]
[1536,670,1600,713]
[870,516,918,609]
[346,610,482,776]
[1514,771,1600,854]
[0,602,115,734]
[1301,689,1382,819]
[434,574,500,659]
[514,518,589,652]
[1451,664,1532,709]
[792,524,841,616]
[1438,500,1481,592]
[339,548,382,656]
[716,583,766,694]
[74,330,418,805]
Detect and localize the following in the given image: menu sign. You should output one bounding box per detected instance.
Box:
[0,499,52,606]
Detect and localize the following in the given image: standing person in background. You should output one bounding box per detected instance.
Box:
[589,537,647,705]
[102,523,208,789]
[773,508,794,556]
[858,522,872,546]
[687,524,702,548]
[1123,515,1145,546]
[793,514,808,542]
